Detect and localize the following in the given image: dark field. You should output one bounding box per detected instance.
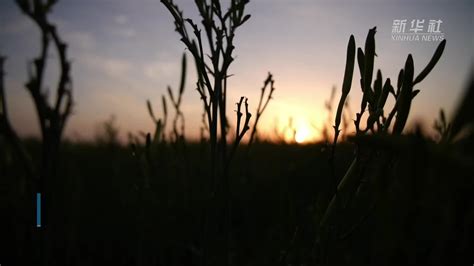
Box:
[1,140,348,265]
[1,136,473,265]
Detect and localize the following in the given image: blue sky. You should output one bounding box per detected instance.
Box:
[1,0,472,142]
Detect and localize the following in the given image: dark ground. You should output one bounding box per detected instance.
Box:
[0,137,473,265]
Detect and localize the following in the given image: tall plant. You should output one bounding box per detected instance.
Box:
[0,0,73,264]
[161,1,274,264]
[319,27,446,262]
[161,0,252,182]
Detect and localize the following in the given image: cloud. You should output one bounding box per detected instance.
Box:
[64,31,96,50]
[112,28,136,38]
[110,14,136,38]
[81,54,132,78]
[114,15,128,25]
[143,60,177,81]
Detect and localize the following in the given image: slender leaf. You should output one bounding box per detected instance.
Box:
[414,39,446,85]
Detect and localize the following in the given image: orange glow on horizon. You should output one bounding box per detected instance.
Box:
[266,114,322,144]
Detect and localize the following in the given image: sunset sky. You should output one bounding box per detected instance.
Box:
[1,0,472,143]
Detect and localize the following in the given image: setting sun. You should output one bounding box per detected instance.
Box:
[295,126,310,143]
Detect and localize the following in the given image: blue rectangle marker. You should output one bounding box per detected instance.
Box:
[36,193,41,228]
